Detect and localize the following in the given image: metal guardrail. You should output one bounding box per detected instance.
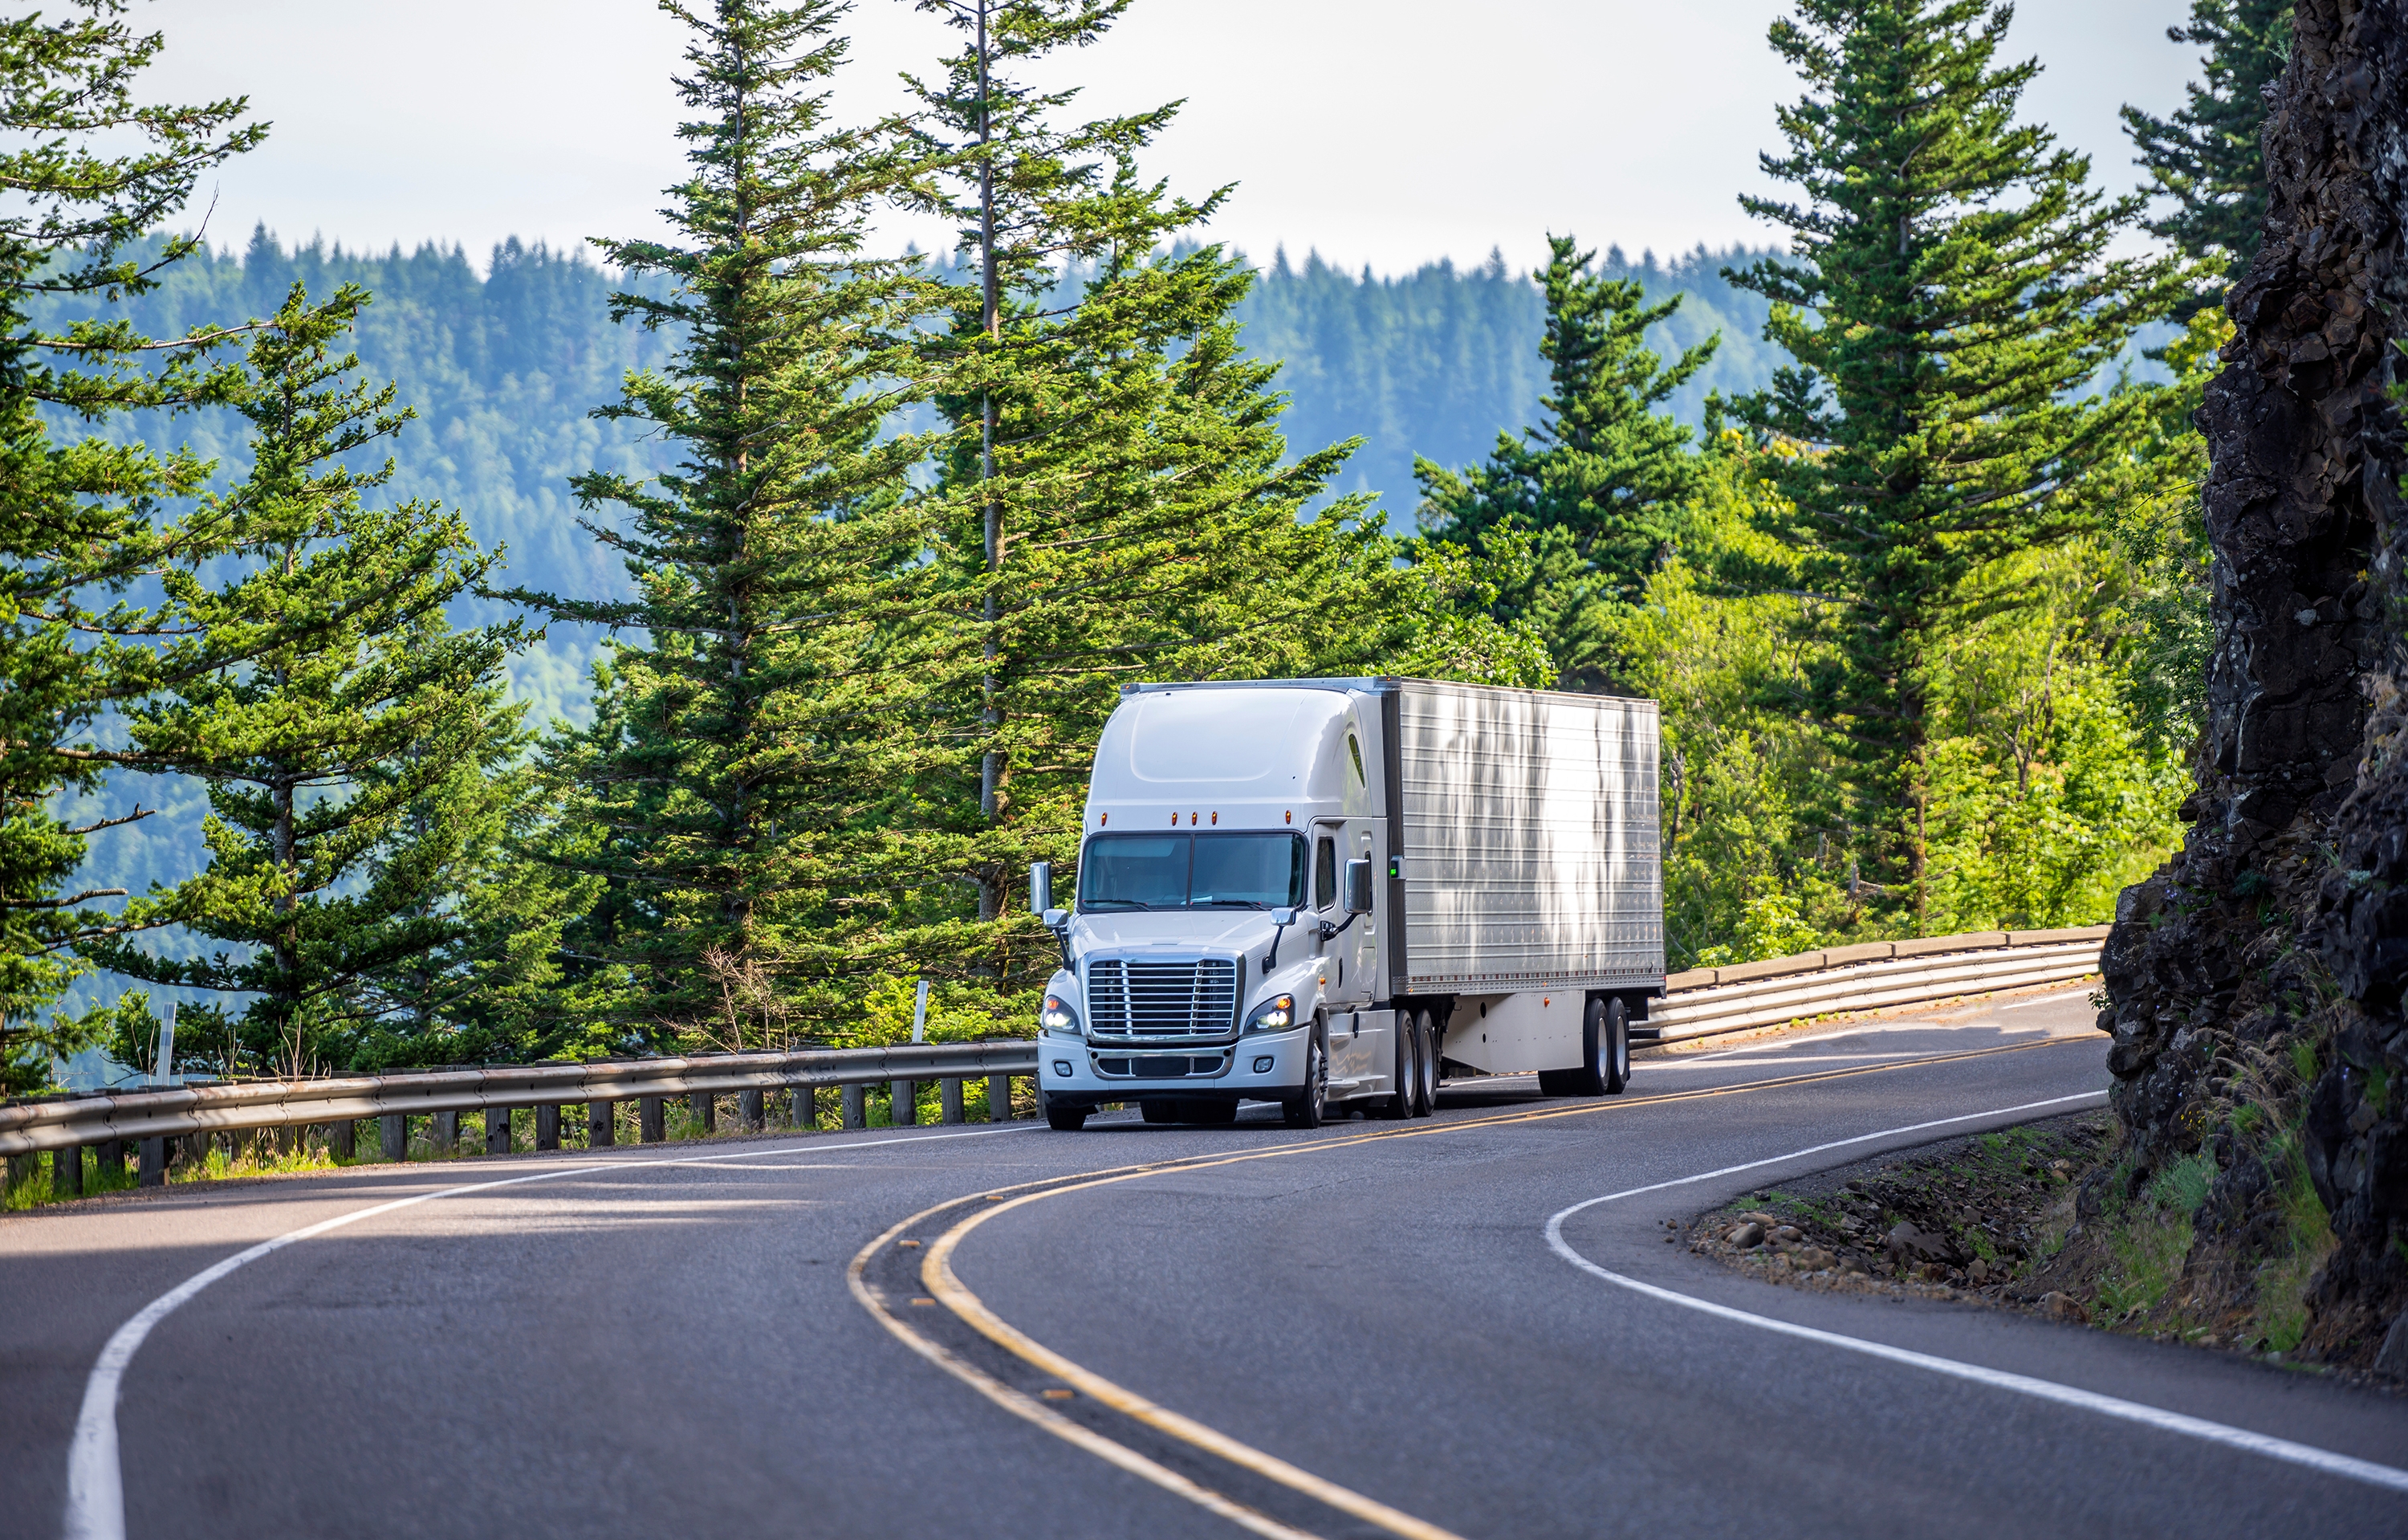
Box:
[2,927,2108,1196]
[1644,926,2108,1046]
[0,1041,1039,1187]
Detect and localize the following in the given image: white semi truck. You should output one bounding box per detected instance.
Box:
[1029,677,1663,1130]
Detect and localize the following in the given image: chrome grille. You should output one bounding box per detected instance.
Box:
[1086,957,1239,1040]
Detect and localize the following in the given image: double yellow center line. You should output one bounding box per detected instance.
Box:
[848,1036,2085,1540]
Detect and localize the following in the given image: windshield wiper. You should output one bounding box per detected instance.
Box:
[1201,898,1269,909]
[1083,898,1154,911]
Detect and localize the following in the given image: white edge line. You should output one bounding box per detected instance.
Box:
[62,1121,1035,1540]
[1998,988,2095,1011]
[1540,1093,2408,1497]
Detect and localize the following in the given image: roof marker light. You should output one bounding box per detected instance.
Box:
[1210,812,1218,825]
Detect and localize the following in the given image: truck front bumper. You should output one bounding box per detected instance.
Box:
[1037,1028,1308,1102]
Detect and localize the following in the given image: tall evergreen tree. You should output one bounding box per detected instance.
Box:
[2121,0,2290,287]
[1414,232,1718,682]
[90,287,530,1076]
[335,748,592,1069]
[1728,0,2186,931]
[525,0,940,1045]
[885,0,1425,1014]
[0,2,264,1090]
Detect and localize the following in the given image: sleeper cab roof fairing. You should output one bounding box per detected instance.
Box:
[1087,683,1366,827]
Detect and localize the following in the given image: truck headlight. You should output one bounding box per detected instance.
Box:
[1039,992,1081,1035]
[1244,993,1296,1033]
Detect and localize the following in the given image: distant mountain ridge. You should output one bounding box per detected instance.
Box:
[1243,242,1780,512]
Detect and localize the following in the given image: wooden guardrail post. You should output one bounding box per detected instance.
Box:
[987,1074,1013,1122]
[588,1100,615,1147]
[330,1120,356,1160]
[842,1084,865,1130]
[739,1088,763,1131]
[432,1110,458,1155]
[53,1145,82,1198]
[690,1090,714,1135]
[139,1137,165,1187]
[380,1114,406,1162]
[486,1109,511,1156]
[889,1078,915,1126]
[940,1078,963,1124]
[788,1085,814,1130]
[639,1096,665,1143]
[537,1104,560,1151]
[97,1138,124,1181]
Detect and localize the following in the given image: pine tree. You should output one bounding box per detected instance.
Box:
[1413,234,1718,683]
[2121,0,2290,287]
[882,0,1424,1017]
[89,287,528,1076]
[0,2,264,1090]
[1727,0,2186,931]
[524,0,941,1045]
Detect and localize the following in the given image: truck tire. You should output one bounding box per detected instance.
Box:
[1043,1094,1090,1131]
[1186,1098,1239,1126]
[1556,996,1614,1098]
[1605,996,1631,1094]
[1406,1012,1426,1118]
[1381,1015,1414,1119]
[1141,1100,1180,1124]
[1283,1029,1328,1129]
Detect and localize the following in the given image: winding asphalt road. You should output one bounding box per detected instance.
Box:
[5,988,2404,1538]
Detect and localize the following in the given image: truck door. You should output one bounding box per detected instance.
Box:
[1315,818,1378,1082]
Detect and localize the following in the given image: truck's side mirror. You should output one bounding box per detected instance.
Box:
[1043,907,1068,931]
[1344,858,1373,915]
[1030,861,1052,916]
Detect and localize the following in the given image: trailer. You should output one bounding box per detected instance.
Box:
[1029,677,1663,1129]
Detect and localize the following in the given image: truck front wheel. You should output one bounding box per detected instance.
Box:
[1283,1029,1328,1129]
[1043,1094,1091,1131]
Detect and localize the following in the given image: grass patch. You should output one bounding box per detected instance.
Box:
[2258,1124,2337,1352]
[2092,1153,2209,1322]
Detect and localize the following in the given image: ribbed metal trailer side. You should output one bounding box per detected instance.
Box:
[1381,680,1662,996]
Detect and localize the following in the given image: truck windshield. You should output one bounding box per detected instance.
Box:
[1078,833,1307,911]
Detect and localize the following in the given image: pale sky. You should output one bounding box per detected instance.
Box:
[137,0,2207,275]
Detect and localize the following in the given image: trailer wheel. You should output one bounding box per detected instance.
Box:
[1283,1028,1328,1129]
[1043,1094,1090,1131]
[1381,1014,1414,1119]
[1556,997,1613,1098]
[1413,1010,1439,1117]
[1605,997,1631,1094]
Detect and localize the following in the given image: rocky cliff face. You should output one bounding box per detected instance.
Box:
[2099,0,2408,1369]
